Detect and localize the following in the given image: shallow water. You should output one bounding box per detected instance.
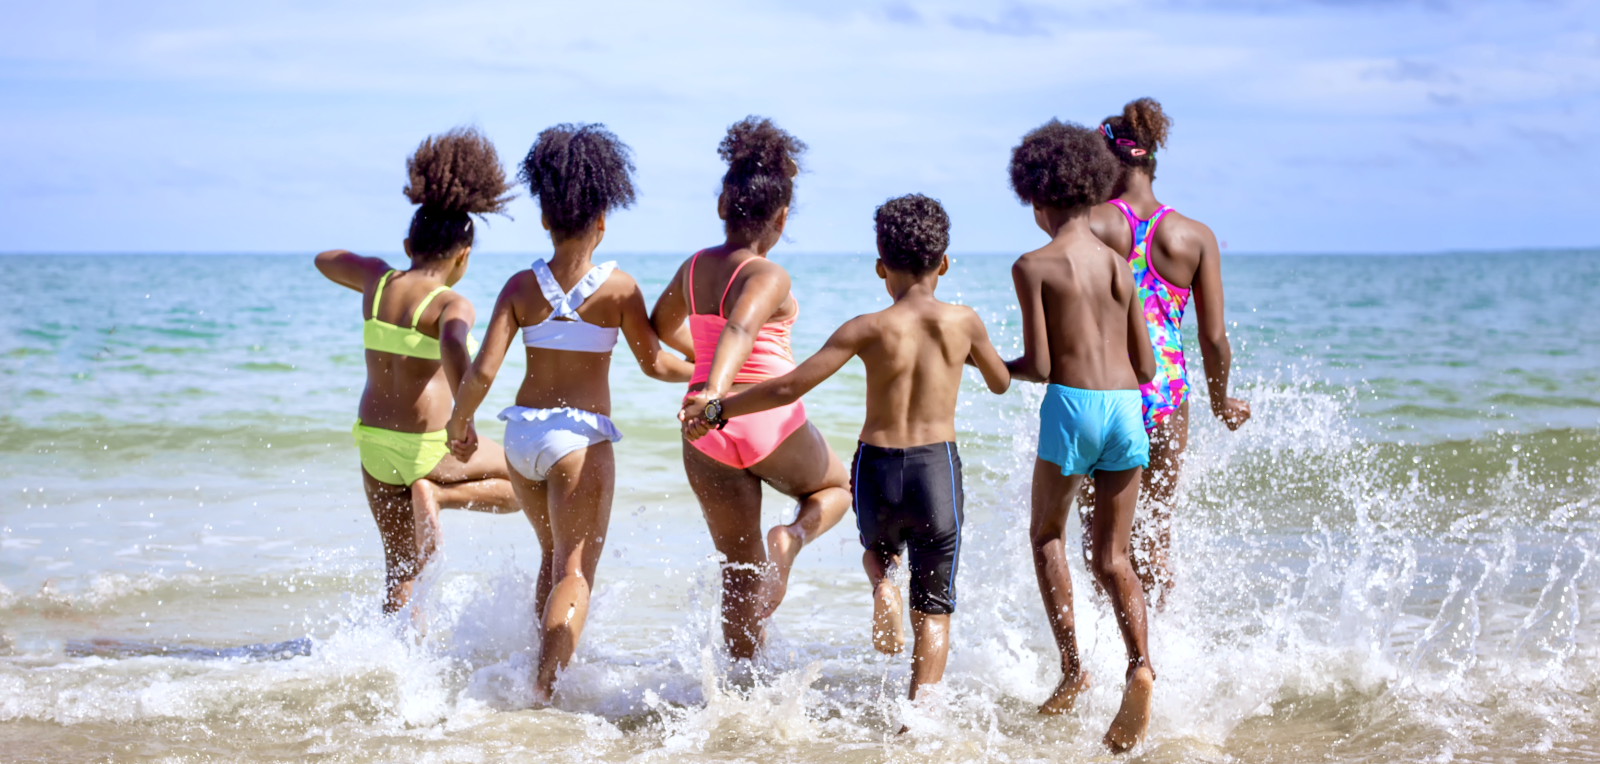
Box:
[1,251,1598,762]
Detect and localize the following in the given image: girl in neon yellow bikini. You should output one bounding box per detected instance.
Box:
[315,127,521,615]
[1087,99,1251,604]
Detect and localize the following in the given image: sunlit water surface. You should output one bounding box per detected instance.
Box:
[1,251,1597,763]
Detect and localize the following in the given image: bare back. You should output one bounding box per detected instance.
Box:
[505,266,628,416]
[853,297,986,448]
[359,272,469,432]
[1011,230,1151,391]
[1089,201,1210,290]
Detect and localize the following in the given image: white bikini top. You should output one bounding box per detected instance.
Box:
[522,258,620,353]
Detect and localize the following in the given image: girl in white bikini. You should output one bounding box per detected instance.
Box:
[447,123,690,705]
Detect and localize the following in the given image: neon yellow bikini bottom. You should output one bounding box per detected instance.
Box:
[351,421,450,486]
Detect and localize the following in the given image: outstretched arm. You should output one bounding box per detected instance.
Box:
[314,249,390,292]
[681,316,867,440]
[965,308,1011,394]
[448,277,521,457]
[648,261,697,362]
[1190,225,1250,430]
[1005,259,1052,383]
[621,277,692,383]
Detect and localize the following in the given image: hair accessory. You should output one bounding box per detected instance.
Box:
[1131,148,1148,157]
[1101,123,1115,140]
[1116,138,1137,147]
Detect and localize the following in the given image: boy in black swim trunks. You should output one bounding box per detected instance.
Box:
[682,194,1010,703]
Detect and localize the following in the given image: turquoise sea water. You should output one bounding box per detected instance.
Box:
[1,251,1597,762]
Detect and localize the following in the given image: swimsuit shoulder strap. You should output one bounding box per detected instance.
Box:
[369,270,396,321]
[1108,200,1141,251]
[566,261,616,313]
[1141,206,1175,253]
[687,251,702,314]
[530,259,573,318]
[409,285,450,329]
[718,257,759,318]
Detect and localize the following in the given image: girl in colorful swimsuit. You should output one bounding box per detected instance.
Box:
[1088,98,1251,603]
[447,124,691,705]
[314,127,521,615]
[651,117,853,660]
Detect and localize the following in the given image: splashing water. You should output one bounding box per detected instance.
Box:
[1,253,1597,761]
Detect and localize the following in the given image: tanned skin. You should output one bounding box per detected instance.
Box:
[650,196,853,660]
[1005,202,1158,753]
[683,253,1009,705]
[315,243,519,616]
[1086,165,1250,605]
[445,213,690,706]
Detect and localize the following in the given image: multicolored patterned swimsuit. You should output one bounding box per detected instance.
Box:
[1111,199,1190,432]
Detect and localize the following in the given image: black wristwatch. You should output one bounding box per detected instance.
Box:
[702,398,728,430]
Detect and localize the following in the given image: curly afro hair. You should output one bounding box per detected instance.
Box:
[518,123,637,241]
[403,126,515,260]
[1008,119,1119,210]
[1100,97,1171,170]
[874,194,949,275]
[718,116,806,238]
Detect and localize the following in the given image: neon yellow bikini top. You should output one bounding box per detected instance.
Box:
[362,271,479,360]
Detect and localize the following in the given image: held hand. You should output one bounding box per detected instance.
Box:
[679,393,712,442]
[1215,397,1251,431]
[447,417,479,460]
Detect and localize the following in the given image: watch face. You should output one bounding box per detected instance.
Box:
[706,400,721,420]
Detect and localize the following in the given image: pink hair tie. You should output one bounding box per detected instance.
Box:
[1116,138,1137,147]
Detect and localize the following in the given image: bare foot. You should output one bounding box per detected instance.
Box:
[1038,668,1091,715]
[410,479,443,568]
[755,524,803,619]
[1103,666,1154,753]
[871,581,905,654]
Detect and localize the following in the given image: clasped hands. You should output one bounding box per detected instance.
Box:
[679,392,716,442]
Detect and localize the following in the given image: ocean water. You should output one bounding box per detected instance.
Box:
[1,250,1597,763]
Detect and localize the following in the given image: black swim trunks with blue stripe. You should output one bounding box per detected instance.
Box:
[851,441,964,615]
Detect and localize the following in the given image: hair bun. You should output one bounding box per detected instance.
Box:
[403,126,516,216]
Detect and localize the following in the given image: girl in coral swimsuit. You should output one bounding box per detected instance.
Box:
[652,117,852,660]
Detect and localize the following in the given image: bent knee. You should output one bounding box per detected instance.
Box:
[1089,552,1132,580]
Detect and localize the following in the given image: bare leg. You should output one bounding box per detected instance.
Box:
[748,422,852,620]
[1087,466,1155,752]
[363,469,423,615]
[683,442,768,660]
[1030,458,1092,714]
[508,465,557,632]
[1134,401,1188,607]
[862,551,905,654]
[525,442,614,705]
[907,610,950,701]
[421,436,520,513]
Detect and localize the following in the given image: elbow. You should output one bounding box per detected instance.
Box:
[1135,366,1155,386]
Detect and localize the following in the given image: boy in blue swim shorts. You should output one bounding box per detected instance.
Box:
[1002,119,1158,753]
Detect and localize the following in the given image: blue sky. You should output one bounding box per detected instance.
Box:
[1,0,1595,255]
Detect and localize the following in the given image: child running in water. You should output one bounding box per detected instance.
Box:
[1003,120,1158,752]
[315,127,520,615]
[1088,98,1250,605]
[683,194,1010,705]
[447,124,691,706]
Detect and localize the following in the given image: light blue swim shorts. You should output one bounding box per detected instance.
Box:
[1037,385,1150,476]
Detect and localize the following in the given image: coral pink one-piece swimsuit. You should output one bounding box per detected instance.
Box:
[685,251,808,469]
